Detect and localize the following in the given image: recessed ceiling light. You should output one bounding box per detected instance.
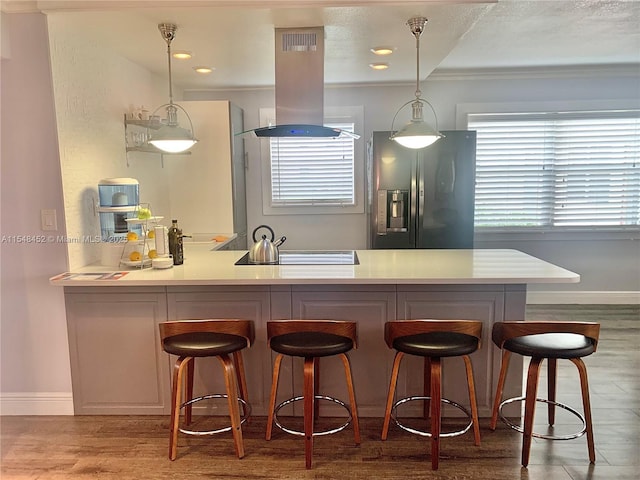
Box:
[369,63,389,70]
[193,66,214,74]
[172,50,192,60]
[371,47,394,56]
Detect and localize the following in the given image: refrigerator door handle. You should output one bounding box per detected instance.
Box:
[418,167,425,231]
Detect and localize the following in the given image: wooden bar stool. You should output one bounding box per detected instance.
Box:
[265,320,361,469]
[381,320,482,470]
[159,319,254,460]
[490,321,600,467]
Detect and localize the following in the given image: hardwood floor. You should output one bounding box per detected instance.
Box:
[2,305,638,479]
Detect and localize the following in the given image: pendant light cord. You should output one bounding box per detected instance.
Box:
[166,41,174,105]
[414,26,421,101]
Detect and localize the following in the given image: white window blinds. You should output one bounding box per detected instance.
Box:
[270,122,355,206]
[468,111,640,229]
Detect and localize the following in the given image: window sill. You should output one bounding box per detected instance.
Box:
[263,203,364,216]
[474,228,640,242]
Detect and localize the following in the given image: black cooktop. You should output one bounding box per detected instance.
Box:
[234,250,359,266]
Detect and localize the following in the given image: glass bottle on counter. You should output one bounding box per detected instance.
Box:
[168,219,184,265]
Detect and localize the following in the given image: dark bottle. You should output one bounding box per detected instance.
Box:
[168,219,184,265]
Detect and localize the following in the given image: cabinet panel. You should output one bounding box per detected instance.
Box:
[65,291,168,414]
[167,287,271,415]
[290,287,396,417]
[396,287,521,417]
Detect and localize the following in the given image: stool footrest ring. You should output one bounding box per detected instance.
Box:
[179,393,251,436]
[274,395,352,437]
[391,396,473,438]
[498,396,586,441]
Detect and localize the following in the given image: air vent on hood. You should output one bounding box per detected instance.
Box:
[238,26,359,139]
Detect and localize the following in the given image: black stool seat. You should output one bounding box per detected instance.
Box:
[162,332,248,358]
[270,332,353,358]
[393,332,479,357]
[504,333,596,359]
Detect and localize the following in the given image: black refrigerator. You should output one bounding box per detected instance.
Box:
[367,130,476,249]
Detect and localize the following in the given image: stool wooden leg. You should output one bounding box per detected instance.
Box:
[423,357,432,419]
[491,349,511,430]
[218,353,245,459]
[430,357,442,470]
[340,353,361,445]
[303,357,316,469]
[463,355,481,446]
[169,356,189,461]
[547,358,557,425]
[382,351,404,440]
[571,357,596,464]
[522,356,543,467]
[184,357,195,426]
[314,357,320,423]
[233,351,249,419]
[266,353,284,441]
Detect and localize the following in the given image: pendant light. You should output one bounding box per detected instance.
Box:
[390,17,443,149]
[148,23,198,154]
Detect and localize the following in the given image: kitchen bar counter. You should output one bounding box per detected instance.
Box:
[51,248,578,418]
[50,248,579,286]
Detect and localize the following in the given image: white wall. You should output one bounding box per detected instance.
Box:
[0,12,73,414]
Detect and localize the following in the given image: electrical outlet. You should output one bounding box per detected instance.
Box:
[41,209,57,231]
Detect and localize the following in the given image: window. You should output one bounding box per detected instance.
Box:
[260,107,364,215]
[270,122,355,206]
[468,111,640,229]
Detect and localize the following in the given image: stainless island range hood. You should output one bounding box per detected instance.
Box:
[241,26,358,139]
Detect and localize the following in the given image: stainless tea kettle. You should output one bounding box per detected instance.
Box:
[248,225,286,264]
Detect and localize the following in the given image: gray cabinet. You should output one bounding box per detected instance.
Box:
[63,283,525,417]
[64,287,168,414]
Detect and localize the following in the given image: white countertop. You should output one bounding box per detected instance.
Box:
[50,248,580,287]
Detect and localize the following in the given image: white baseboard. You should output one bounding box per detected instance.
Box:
[527,291,640,305]
[0,392,74,416]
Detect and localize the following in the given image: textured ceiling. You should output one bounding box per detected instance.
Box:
[3,0,639,90]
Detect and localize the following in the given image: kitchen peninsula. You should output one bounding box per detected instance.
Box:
[51,248,579,419]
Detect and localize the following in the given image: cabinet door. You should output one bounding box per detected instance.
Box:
[65,288,168,415]
[167,286,271,415]
[397,286,521,417]
[290,285,396,417]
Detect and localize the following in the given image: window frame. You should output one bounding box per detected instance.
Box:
[259,106,364,216]
[456,100,640,235]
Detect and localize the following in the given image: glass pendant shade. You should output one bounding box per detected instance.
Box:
[149,125,197,153]
[148,103,197,153]
[392,98,442,149]
[392,121,442,149]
